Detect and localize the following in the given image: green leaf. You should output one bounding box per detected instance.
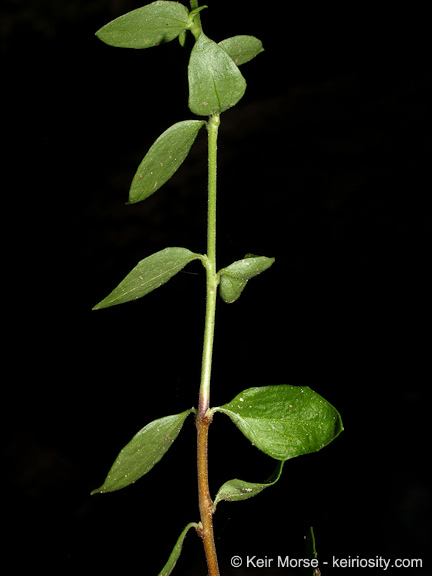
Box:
[219,254,275,281]
[95,1,190,49]
[188,33,247,116]
[188,6,208,19]
[213,460,283,508]
[129,120,205,204]
[219,35,264,66]
[158,523,199,576]
[93,247,202,310]
[218,254,275,303]
[214,385,343,461]
[91,408,194,494]
[178,29,186,47]
[219,275,247,303]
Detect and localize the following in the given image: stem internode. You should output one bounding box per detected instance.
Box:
[196,113,221,576]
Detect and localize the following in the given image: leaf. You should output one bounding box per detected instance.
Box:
[95,1,190,49]
[93,247,202,310]
[129,120,205,204]
[178,29,186,47]
[219,35,264,66]
[188,6,208,19]
[91,408,194,494]
[219,254,275,281]
[219,274,247,303]
[214,385,343,461]
[213,460,283,508]
[218,254,275,303]
[158,523,199,576]
[188,33,247,116]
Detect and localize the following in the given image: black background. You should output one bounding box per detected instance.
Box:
[2,1,431,574]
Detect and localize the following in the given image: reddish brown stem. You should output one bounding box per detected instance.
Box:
[196,412,220,576]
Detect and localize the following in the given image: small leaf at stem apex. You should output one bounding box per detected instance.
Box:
[219,35,264,66]
[188,33,247,116]
[188,6,208,20]
[213,460,283,508]
[214,385,343,461]
[158,523,199,576]
[129,120,205,204]
[91,409,195,494]
[95,1,190,49]
[93,247,203,309]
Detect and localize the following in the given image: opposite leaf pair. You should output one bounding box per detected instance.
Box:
[91,384,342,576]
[94,2,268,312]
[92,248,274,309]
[114,38,262,205]
[97,5,263,207]
[96,0,263,117]
[92,385,343,495]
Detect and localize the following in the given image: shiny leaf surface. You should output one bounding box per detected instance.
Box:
[215,385,343,461]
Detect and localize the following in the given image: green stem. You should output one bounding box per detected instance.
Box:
[189,0,201,12]
[196,113,220,576]
[189,0,203,40]
[198,113,220,419]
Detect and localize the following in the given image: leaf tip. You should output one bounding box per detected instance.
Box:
[90,486,103,496]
